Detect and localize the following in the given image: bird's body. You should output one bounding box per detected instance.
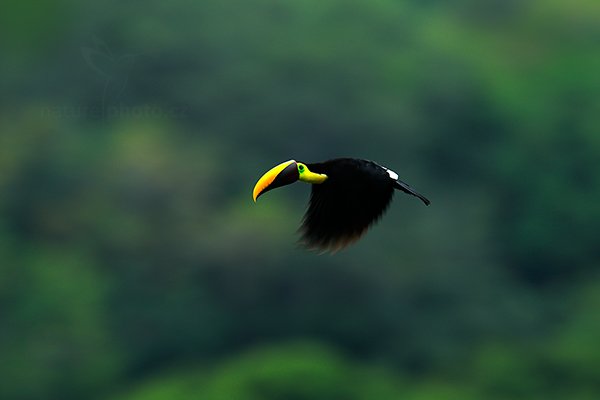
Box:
[300,159,397,251]
[253,158,429,252]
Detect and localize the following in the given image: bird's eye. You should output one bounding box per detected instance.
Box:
[298,164,305,173]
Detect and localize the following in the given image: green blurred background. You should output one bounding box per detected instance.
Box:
[1,0,599,399]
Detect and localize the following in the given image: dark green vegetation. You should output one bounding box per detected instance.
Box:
[1,0,599,399]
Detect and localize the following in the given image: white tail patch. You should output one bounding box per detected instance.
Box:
[373,161,399,181]
[385,168,398,180]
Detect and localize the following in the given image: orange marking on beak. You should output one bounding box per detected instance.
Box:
[252,160,297,202]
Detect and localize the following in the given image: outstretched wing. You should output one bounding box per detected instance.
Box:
[298,160,395,252]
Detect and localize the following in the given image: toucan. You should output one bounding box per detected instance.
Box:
[253,158,430,252]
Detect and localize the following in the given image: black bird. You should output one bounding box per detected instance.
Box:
[253,158,430,252]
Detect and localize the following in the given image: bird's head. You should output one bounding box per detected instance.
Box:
[253,159,328,202]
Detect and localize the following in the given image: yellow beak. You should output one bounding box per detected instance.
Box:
[252,160,299,202]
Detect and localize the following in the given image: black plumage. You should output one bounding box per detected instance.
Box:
[299,158,429,251]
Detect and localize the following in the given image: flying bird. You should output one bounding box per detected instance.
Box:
[252,158,430,252]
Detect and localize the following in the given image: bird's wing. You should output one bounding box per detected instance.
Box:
[298,167,395,252]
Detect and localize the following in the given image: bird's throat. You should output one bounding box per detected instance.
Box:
[299,171,328,184]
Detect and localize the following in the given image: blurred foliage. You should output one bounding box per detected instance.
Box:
[115,343,407,400]
[1,0,599,399]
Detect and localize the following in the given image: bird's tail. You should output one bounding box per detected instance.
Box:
[393,180,430,205]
